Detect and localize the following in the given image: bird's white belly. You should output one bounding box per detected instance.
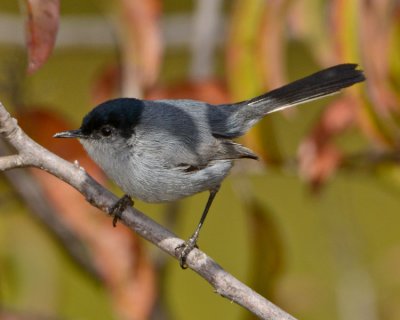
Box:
[107,157,233,203]
[81,139,233,203]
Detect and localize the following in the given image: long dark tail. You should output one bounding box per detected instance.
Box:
[246,63,365,114]
[213,64,365,138]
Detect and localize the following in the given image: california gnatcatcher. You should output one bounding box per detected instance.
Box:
[54,64,365,268]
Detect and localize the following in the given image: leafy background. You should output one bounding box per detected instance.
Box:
[0,0,399,319]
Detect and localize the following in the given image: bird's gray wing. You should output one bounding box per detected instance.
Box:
[169,139,258,174]
[211,139,258,161]
[141,99,258,169]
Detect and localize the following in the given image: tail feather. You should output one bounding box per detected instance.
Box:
[247,63,365,114]
[212,64,365,138]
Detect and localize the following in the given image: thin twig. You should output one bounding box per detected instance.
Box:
[0,102,296,320]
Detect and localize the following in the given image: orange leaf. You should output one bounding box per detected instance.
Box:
[117,0,163,96]
[23,0,60,74]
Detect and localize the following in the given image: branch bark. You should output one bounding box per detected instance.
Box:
[0,102,296,320]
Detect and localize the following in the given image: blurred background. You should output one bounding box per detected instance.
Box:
[0,0,399,319]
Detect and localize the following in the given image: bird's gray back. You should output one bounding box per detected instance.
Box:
[139,99,223,166]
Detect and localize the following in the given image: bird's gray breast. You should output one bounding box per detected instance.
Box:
[119,102,232,202]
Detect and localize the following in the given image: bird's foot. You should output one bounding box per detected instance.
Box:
[110,194,133,227]
[175,237,199,269]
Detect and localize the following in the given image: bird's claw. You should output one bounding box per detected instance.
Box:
[175,239,199,269]
[110,194,133,227]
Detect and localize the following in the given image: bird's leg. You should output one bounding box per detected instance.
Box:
[110,194,134,227]
[176,186,220,269]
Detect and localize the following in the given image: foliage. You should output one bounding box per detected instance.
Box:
[0,0,399,319]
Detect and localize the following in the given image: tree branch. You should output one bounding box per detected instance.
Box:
[0,139,100,280]
[0,153,25,170]
[0,102,296,320]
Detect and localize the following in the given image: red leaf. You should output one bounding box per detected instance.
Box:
[23,0,60,74]
[298,140,342,191]
[118,0,163,96]
[298,98,356,190]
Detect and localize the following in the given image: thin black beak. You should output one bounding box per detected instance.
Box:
[53,129,85,139]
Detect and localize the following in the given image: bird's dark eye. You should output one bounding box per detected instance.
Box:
[100,125,113,137]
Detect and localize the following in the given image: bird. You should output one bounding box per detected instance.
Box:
[54,63,365,268]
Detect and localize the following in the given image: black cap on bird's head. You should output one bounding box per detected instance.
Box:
[54,98,144,140]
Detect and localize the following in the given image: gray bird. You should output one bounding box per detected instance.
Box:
[54,64,365,268]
